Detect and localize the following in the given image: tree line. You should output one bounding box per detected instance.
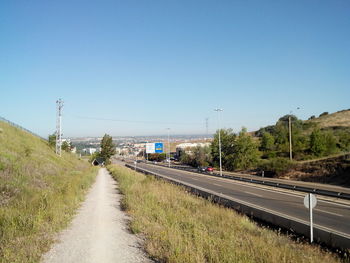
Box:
[180,114,350,176]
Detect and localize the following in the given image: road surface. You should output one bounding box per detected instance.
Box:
[134,162,350,237]
[42,168,151,263]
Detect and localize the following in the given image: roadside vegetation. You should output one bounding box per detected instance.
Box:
[88,133,116,165]
[0,121,97,263]
[108,164,341,263]
[180,110,350,179]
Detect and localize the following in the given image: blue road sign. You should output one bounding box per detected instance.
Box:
[155,142,164,153]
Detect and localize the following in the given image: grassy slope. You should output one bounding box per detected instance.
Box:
[0,121,97,263]
[108,164,342,263]
[307,110,350,129]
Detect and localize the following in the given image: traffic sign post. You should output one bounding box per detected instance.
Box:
[304,193,317,243]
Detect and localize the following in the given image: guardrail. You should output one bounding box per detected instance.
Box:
[0,116,47,141]
[125,163,350,250]
[151,163,350,200]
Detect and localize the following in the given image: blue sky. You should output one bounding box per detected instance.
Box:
[1,0,349,137]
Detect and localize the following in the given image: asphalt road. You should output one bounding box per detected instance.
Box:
[134,162,350,237]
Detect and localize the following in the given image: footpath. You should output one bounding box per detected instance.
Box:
[42,168,151,263]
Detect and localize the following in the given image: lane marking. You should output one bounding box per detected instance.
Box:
[134,166,350,237]
[244,191,263,197]
[140,164,350,209]
[314,209,344,217]
[138,166,350,237]
[213,183,222,186]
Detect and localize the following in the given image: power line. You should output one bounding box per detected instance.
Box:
[70,115,204,126]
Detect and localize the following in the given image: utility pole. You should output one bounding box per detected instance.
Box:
[289,115,292,161]
[214,108,223,176]
[167,128,170,167]
[55,99,64,156]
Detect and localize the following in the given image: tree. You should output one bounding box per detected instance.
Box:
[100,134,116,164]
[260,132,275,152]
[148,153,166,162]
[338,130,350,151]
[211,128,236,170]
[231,128,260,170]
[310,129,337,157]
[192,146,212,167]
[211,128,260,171]
[62,141,71,152]
[310,129,326,157]
[48,133,56,148]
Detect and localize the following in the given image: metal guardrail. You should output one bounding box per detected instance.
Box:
[152,163,350,200]
[0,116,47,141]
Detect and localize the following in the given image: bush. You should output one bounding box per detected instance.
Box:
[319,112,329,117]
[259,157,293,177]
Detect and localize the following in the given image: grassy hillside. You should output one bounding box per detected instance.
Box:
[307,110,350,129]
[108,165,341,263]
[0,121,97,263]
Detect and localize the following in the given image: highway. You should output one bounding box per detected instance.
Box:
[131,162,350,238]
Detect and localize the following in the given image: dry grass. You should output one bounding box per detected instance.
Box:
[108,164,342,263]
[308,110,350,128]
[0,121,98,263]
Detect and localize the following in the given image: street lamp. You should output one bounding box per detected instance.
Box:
[167,128,170,167]
[214,108,223,176]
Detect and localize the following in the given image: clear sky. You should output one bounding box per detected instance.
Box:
[1,0,349,137]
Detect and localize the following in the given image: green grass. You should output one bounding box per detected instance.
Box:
[108,164,342,263]
[0,121,98,263]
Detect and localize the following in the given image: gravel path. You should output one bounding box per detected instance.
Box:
[42,168,151,263]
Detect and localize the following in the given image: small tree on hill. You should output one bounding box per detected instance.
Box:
[48,133,56,148]
[100,134,116,164]
[260,132,275,152]
[62,141,71,152]
[310,129,337,157]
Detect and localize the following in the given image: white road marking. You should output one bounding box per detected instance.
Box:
[244,191,263,197]
[213,183,222,186]
[143,164,350,209]
[314,209,344,217]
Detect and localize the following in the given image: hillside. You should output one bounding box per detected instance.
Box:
[0,121,97,262]
[307,109,350,129]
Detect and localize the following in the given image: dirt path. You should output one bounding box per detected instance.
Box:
[42,168,151,263]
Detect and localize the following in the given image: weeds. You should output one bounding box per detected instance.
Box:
[108,164,341,263]
[0,121,97,263]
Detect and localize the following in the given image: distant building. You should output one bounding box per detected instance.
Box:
[176,142,211,157]
[82,148,97,155]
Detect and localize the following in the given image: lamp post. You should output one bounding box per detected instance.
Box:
[214,108,223,176]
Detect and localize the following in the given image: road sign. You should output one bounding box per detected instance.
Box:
[155,143,163,153]
[304,193,317,209]
[304,193,317,243]
[146,143,155,154]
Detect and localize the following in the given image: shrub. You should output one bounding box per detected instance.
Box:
[308,115,316,120]
[259,157,293,177]
[319,112,329,117]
